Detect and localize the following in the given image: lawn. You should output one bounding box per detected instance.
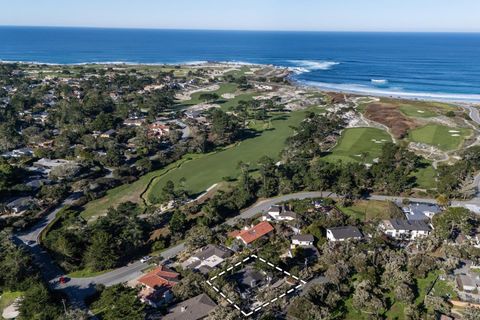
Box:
[0,291,22,314]
[339,200,403,222]
[413,163,438,190]
[408,124,472,151]
[324,127,392,164]
[146,109,312,201]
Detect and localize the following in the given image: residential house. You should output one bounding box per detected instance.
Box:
[181,244,232,274]
[456,274,478,293]
[380,219,431,240]
[123,118,146,127]
[100,129,116,138]
[162,294,217,320]
[229,221,274,246]
[137,265,180,307]
[236,267,268,290]
[403,202,441,221]
[149,122,170,138]
[291,234,314,247]
[5,197,34,215]
[262,205,297,222]
[326,226,363,242]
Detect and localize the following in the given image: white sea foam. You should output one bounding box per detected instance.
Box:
[300,80,480,103]
[371,79,388,85]
[288,60,340,72]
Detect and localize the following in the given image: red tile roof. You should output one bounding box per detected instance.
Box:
[230,221,274,244]
[138,265,180,289]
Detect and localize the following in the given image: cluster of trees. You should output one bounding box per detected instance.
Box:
[44,202,148,272]
[0,230,64,319]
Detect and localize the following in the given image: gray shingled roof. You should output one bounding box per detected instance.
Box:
[387,219,431,231]
[328,226,363,239]
[163,294,217,320]
[193,244,231,260]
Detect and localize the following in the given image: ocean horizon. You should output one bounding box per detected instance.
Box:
[1,26,480,103]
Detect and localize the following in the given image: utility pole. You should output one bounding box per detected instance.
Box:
[61,299,67,315]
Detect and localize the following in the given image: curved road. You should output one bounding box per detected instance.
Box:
[14,105,480,308]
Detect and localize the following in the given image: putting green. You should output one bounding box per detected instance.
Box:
[324,127,392,164]
[408,124,471,151]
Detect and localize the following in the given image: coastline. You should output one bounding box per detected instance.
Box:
[2,59,479,105]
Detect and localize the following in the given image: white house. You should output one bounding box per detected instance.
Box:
[181,244,232,274]
[326,226,363,242]
[380,219,431,240]
[262,205,297,222]
[291,234,314,247]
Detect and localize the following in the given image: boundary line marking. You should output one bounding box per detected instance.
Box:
[205,254,306,317]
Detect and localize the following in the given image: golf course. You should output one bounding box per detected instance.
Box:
[408,124,472,151]
[324,127,393,163]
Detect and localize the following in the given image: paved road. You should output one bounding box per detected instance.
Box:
[14,103,480,307]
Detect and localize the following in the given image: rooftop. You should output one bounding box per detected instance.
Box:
[383,219,431,232]
[163,294,217,320]
[230,221,274,244]
[327,226,363,240]
[137,265,179,289]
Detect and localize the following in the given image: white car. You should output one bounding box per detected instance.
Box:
[140,256,152,263]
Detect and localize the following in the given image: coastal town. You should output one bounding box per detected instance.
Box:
[1,60,480,320]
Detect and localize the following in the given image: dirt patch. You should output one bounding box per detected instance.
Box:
[364,102,418,138]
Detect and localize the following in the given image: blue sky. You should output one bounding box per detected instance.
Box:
[1,0,480,32]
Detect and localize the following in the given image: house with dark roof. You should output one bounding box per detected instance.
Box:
[229,221,274,245]
[403,202,441,221]
[5,197,34,215]
[326,226,363,242]
[380,219,431,240]
[181,244,232,274]
[162,294,217,320]
[136,265,180,307]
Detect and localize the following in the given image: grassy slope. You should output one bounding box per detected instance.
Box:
[324,127,392,164]
[82,108,315,219]
[146,110,311,201]
[408,124,472,151]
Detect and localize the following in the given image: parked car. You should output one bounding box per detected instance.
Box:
[140,256,152,263]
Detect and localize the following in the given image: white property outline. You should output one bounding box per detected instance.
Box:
[205,254,307,317]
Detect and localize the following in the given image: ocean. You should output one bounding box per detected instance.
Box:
[1,26,480,102]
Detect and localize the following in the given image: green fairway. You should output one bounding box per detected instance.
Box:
[399,104,439,118]
[413,164,438,190]
[146,110,311,201]
[82,108,315,219]
[408,124,472,151]
[324,127,392,164]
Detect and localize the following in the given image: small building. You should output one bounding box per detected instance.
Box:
[291,234,315,247]
[403,202,441,221]
[5,197,34,215]
[229,221,274,245]
[100,129,116,138]
[181,244,232,274]
[456,274,477,293]
[380,219,431,240]
[149,122,170,138]
[137,265,180,307]
[163,294,217,320]
[235,267,267,290]
[262,205,297,222]
[123,118,146,127]
[326,226,363,242]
